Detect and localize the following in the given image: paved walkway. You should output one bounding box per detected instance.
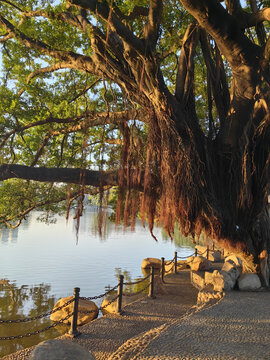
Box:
[111,291,270,360]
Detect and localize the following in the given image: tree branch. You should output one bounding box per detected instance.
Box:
[114,5,149,21]
[0,0,24,12]
[145,0,163,49]
[0,109,148,148]
[18,62,79,96]
[68,0,146,55]
[0,163,119,186]
[225,0,242,16]
[0,14,95,72]
[30,133,51,167]
[179,0,261,69]
[175,23,199,106]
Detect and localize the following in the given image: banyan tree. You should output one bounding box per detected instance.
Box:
[0,0,270,280]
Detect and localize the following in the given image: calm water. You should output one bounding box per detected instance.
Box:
[0,207,194,357]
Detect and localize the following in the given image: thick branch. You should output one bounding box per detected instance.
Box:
[145,0,163,48]
[245,7,270,28]
[175,23,199,106]
[0,164,119,186]
[225,0,242,16]
[248,1,266,45]
[179,0,261,70]
[68,0,146,55]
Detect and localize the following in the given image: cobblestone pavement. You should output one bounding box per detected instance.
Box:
[121,291,270,360]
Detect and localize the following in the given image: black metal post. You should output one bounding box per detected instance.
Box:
[174,251,178,273]
[148,267,155,298]
[161,257,165,282]
[207,246,209,260]
[69,287,80,337]
[195,248,198,257]
[117,275,124,314]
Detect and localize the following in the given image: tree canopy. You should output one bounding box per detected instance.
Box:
[1,0,270,273]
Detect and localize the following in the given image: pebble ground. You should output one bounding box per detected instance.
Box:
[122,291,270,360]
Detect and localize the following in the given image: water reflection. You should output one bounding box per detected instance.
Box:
[0,228,18,244]
[0,280,67,357]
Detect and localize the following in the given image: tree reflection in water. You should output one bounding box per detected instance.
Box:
[0,280,68,357]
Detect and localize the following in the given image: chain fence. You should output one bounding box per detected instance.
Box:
[123,273,151,286]
[0,312,73,341]
[79,284,119,301]
[177,252,195,259]
[78,295,120,313]
[0,297,75,324]
[164,263,175,274]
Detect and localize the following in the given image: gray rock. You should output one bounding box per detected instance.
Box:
[221,259,241,284]
[30,339,95,360]
[209,250,222,262]
[238,273,261,291]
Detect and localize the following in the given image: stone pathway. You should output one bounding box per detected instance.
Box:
[115,291,270,360]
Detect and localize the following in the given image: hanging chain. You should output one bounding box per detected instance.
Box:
[0,313,73,340]
[0,298,75,324]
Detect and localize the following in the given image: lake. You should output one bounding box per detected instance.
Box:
[0,207,194,357]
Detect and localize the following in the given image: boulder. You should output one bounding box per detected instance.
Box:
[50,297,98,326]
[221,260,241,284]
[102,295,127,314]
[208,250,222,262]
[225,255,242,268]
[141,257,161,269]
[186,256,194,267]
[189,256,212,271]
[30,339,95,360]
[205,271,213,285]
[212,270,235,291]
[238,273,261,291]
[190,271,205,290]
